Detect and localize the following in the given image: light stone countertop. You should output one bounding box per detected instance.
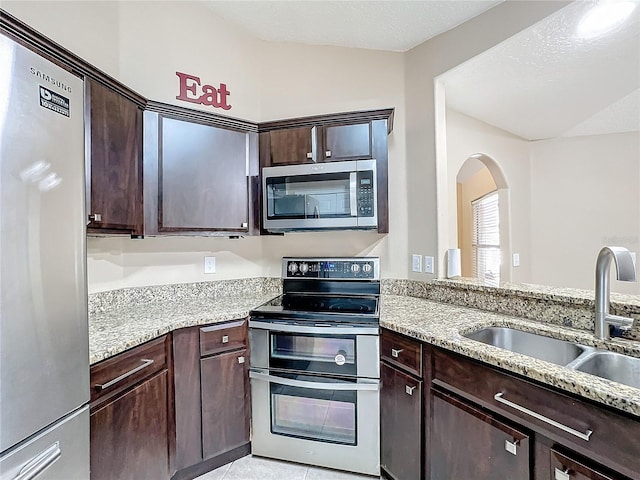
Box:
[89,292,278,365]
[380,294,640,418]
[88,288,640,418]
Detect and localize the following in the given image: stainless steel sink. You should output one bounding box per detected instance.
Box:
[571,351,640,389]
[463,327,588,366]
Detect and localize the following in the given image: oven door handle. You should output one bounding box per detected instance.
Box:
[249,320,379,336]
[249,369,380,391]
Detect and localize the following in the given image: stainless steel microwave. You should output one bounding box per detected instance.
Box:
[262,159,378,231]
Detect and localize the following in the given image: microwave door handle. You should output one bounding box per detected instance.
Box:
[350,172,357,216]
[250,370,379,391]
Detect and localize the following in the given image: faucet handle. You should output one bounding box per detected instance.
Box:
[609,324,632,338]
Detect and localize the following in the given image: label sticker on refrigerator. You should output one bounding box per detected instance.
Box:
[39,85,70,117]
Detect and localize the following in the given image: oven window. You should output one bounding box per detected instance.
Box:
[270,379,357,445]
[266,173,354,220]
[270,333,357,376]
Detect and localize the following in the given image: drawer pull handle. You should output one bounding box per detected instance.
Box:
[391,348,403,358]
[96,359,155,390]
[505,439,518,455]
[15,442,61,480]
[555,468,571,480]
[494,393,593,441]
[238,356,245,364]
[222,335,229,344]
[405,385,416,396]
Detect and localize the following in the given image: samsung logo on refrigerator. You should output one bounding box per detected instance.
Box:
[30,67,72,93]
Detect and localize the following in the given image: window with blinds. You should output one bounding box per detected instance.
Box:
[472,191,500,286]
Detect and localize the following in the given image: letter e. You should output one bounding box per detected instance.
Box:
[176,72,201,104]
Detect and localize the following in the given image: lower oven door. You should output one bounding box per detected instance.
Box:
[249,369,380,476]
[249,320,379,378]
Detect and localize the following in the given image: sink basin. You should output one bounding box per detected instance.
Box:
[464,327,588,366]
[572,351,640,389]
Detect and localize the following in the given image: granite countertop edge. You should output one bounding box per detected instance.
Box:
[89,292,640,418]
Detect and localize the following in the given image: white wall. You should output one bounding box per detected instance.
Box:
[530,132,640,294]
[445,109,532,283]
[445,109,640,294]
[3,1,406,293]
[404,0,569,281]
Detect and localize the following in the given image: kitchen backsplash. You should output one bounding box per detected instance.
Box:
[381,278,640,341]
[88,277,282,315]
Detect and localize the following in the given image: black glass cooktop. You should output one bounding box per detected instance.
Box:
[250,293,379,323]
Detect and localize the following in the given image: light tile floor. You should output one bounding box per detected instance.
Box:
[194,454,380,480]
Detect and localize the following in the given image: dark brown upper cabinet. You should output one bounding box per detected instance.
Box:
[85,78,144,236]
[144,101,259,236]
[259,109,393,167]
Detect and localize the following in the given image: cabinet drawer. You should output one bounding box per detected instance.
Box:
[381,329,422,377]
[200,319,246,356]
[432,348,640,478]
[90,336,167,405]
[550,448,630,480]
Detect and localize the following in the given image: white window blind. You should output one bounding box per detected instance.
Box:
[472,191,500,285]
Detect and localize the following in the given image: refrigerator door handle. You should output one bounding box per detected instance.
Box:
[14,442,61,480]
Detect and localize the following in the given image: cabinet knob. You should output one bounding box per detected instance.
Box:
[241,222,248,228]
[391,348,403,358]
[222,335,229,344]
[88,213,102,222]
[325,150,332,157]
[554,468,571,480]
[238,356,245,364]
[306,152,313,159]
[405,385,416,396]
[504,439,519,455]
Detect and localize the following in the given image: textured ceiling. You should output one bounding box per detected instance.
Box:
[203,1,639,140]
[441,1,640,140]
[204,0,502,52]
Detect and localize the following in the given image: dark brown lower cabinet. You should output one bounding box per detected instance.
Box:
[201,349,250,459]
[430,388,531,480]
[90,371,169,480]
[380,362,422,480]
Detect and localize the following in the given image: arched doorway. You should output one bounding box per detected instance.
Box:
[456,154,511,284]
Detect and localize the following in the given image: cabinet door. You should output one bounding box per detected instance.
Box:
[201,349,250,459]
[267,126,315,165]
[323,122,372,162]
[158,116,249,232]
[86,78,143,235]
[90,371,169,480]
[550,449,625,480]
[430,389,531,480]
[380,363,422,480]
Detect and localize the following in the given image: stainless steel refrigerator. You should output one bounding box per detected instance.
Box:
[0,33,90,479]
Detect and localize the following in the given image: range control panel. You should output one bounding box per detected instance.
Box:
[282,257,379,280]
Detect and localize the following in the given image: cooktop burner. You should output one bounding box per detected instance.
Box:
[250,293,379,324]
[267,294,378,315]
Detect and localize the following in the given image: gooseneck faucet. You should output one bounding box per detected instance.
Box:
[594,246,637,339]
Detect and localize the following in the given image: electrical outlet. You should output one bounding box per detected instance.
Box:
[204,256,216,274]
[411,254,422,273]
[424,256,434,274]
[512,253,520,267]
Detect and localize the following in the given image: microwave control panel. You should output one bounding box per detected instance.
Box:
[357,171,375,217]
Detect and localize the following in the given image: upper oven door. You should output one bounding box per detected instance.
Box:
[249,321,379,379]
[262,160,377,230]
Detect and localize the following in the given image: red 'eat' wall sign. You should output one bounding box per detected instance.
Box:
[175,71,231,110]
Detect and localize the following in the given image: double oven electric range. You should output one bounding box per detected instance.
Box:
[249,257,381,476]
